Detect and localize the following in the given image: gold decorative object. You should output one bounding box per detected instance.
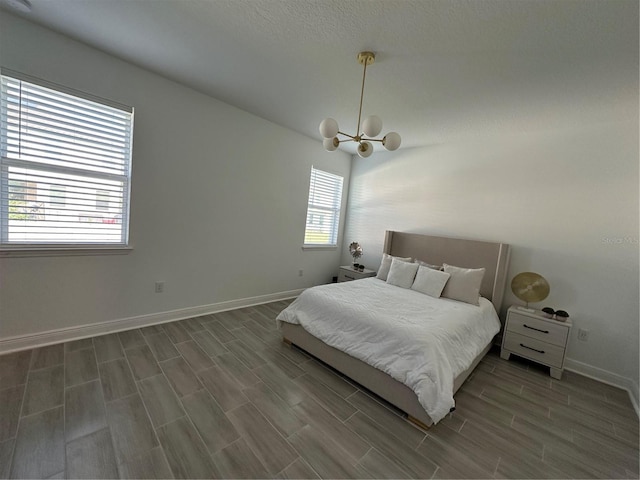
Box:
[511,272,550,311]
[319,52,401,157]
[349,241,363,265]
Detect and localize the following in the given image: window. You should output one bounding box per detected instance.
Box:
[303,166,344,246]
[0,71,133,247]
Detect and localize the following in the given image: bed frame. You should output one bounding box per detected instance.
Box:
[282,230,511,428]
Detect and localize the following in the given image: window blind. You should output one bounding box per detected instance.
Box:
[0,73,133,246]
[304,167,344,246]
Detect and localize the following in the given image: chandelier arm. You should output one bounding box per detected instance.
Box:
[362,138,384,142]
[338,131,357,140]
[355,58,368,137]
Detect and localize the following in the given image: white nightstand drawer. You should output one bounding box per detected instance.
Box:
[506,311,569,347]
[503,332,565,368]
[338,271,359,282]
[338,266,376,282]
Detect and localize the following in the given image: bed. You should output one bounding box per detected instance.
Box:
[277,230,510,428]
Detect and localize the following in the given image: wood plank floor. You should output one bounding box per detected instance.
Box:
[0,300,638,479]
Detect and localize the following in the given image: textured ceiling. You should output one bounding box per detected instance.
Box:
[1,0,638,152]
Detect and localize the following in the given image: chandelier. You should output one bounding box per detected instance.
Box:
[319,51,401,158]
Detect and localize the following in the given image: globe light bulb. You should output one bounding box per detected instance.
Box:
[362,115,382,137]
[323,137,339,151]
[319,118,339,139]
[357,141,373,158]
[382,132,401,151]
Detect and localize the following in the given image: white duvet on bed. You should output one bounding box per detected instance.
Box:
[276,277,500,423]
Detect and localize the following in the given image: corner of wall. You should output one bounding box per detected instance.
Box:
[564,357,639,418]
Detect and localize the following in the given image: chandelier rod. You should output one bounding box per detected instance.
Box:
[355,56,369,139]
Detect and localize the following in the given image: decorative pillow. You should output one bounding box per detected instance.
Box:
[411,266,451,297]
[386,258,419,289]
[414,259,443,271]
[441,264,486,305]
[376,253,412,281]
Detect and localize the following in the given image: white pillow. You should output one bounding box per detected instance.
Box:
[414,259,442,271]
[411,266,451,297]
[376,253,412,281]
[386,258,419,289]
[441,263,486,305]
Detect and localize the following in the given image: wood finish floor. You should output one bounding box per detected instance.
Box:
[0,299,638,479]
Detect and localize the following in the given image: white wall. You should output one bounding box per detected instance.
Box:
[342,122,639,402]
[0,14,351,341]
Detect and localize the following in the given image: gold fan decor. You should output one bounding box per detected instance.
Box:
[349,242,363,266]
[511,272,550,312]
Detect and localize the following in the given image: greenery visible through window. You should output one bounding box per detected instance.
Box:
[303,167,344,246]
[8,180,30,220]
[0,71,134,246]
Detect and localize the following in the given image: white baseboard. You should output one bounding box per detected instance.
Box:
[0,289,304,355]
[564,357,639,417]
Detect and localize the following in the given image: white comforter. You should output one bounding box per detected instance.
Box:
[276,277,500,423]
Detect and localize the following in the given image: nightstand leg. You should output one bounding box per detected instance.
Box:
[550,367,563,380]
[500,349,511,361]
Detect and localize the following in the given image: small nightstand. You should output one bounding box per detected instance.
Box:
[500,306,572,379]
[338,265,376,282]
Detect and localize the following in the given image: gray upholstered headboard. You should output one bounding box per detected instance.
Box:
[383,231,511,311]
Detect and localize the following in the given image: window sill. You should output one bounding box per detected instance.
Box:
[301,245,338,251]
[0,246,133,258]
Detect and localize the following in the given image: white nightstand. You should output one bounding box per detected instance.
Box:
[338,265,377,282]
[500,306,572,379]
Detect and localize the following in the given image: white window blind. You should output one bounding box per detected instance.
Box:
[304,167,344,246]
[0,72,133,246]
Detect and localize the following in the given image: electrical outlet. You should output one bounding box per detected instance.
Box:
[577,328,589,341]
[155,281,164,293]
[298,269,303,277]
